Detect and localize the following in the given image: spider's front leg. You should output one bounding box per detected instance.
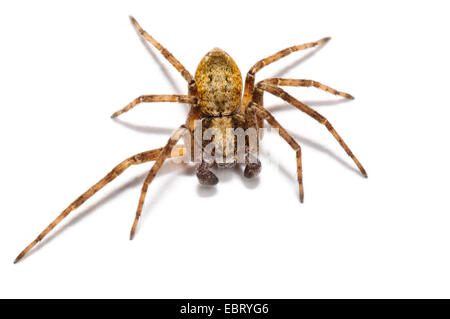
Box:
[14,146,186,263]
[247,102,304,202]
[130,125,188,239]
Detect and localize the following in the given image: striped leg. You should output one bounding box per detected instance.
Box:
[257,82,367,177]
[111,94,197,118]
[130,125,188,239]
[248,102,304,202]
[14,146,186,263]
[242,37,330,113]
[259,78,354,99]
[130,16,195,87]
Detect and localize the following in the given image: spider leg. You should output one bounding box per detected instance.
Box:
[259,78,354,99]
[251,86,265,133]
[257,82,367,177]
[253,78,353,137]
[130,125,188,239]
[130,16,195,87]
[248,102,304,202]
[242,37,330,113]
[14,146,186,263]
[111,94,197,118]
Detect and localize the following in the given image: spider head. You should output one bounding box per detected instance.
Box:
[195,48,243,116]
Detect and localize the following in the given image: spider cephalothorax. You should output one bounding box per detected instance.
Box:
[15,16,367,263]
[195,48,243,116]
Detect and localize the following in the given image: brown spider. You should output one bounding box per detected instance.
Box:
[15,16,367,263]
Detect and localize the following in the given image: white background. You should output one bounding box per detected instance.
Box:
[1,1,449,298]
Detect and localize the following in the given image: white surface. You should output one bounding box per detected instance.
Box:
[1,1,449,298]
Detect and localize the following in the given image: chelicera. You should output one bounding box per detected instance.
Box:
[15,16,367,263]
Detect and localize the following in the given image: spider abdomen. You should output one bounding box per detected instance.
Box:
[195,48,243,117]
[195,114,245,165]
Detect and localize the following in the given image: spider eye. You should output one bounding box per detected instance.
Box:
[208,75,213,82]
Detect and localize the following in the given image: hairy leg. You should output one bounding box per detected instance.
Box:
[259,78,354,99]
[130,16,195,87]
[111,95,197,118]
[130,126,188,239]
[248,102,304,202]
[258,82,367,177]
[128,15,200,145]
[14,146,185,263]
[243,104,262,177]
[252,86,265,132]
[242,37,330,113]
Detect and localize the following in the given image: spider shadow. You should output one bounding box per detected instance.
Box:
[137,161,192,234]
[231,164,261,190]
[265,100,361,176]
[195,165,237,198]
[242,174,261,190]
[262,127,361,178]
[196,184,218,198]
[267,98,353,112]
[294,134,360,177]
[22,160,185,262]
[112,117,175,135]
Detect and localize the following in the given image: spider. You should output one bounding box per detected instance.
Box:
[15,16,367,263]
